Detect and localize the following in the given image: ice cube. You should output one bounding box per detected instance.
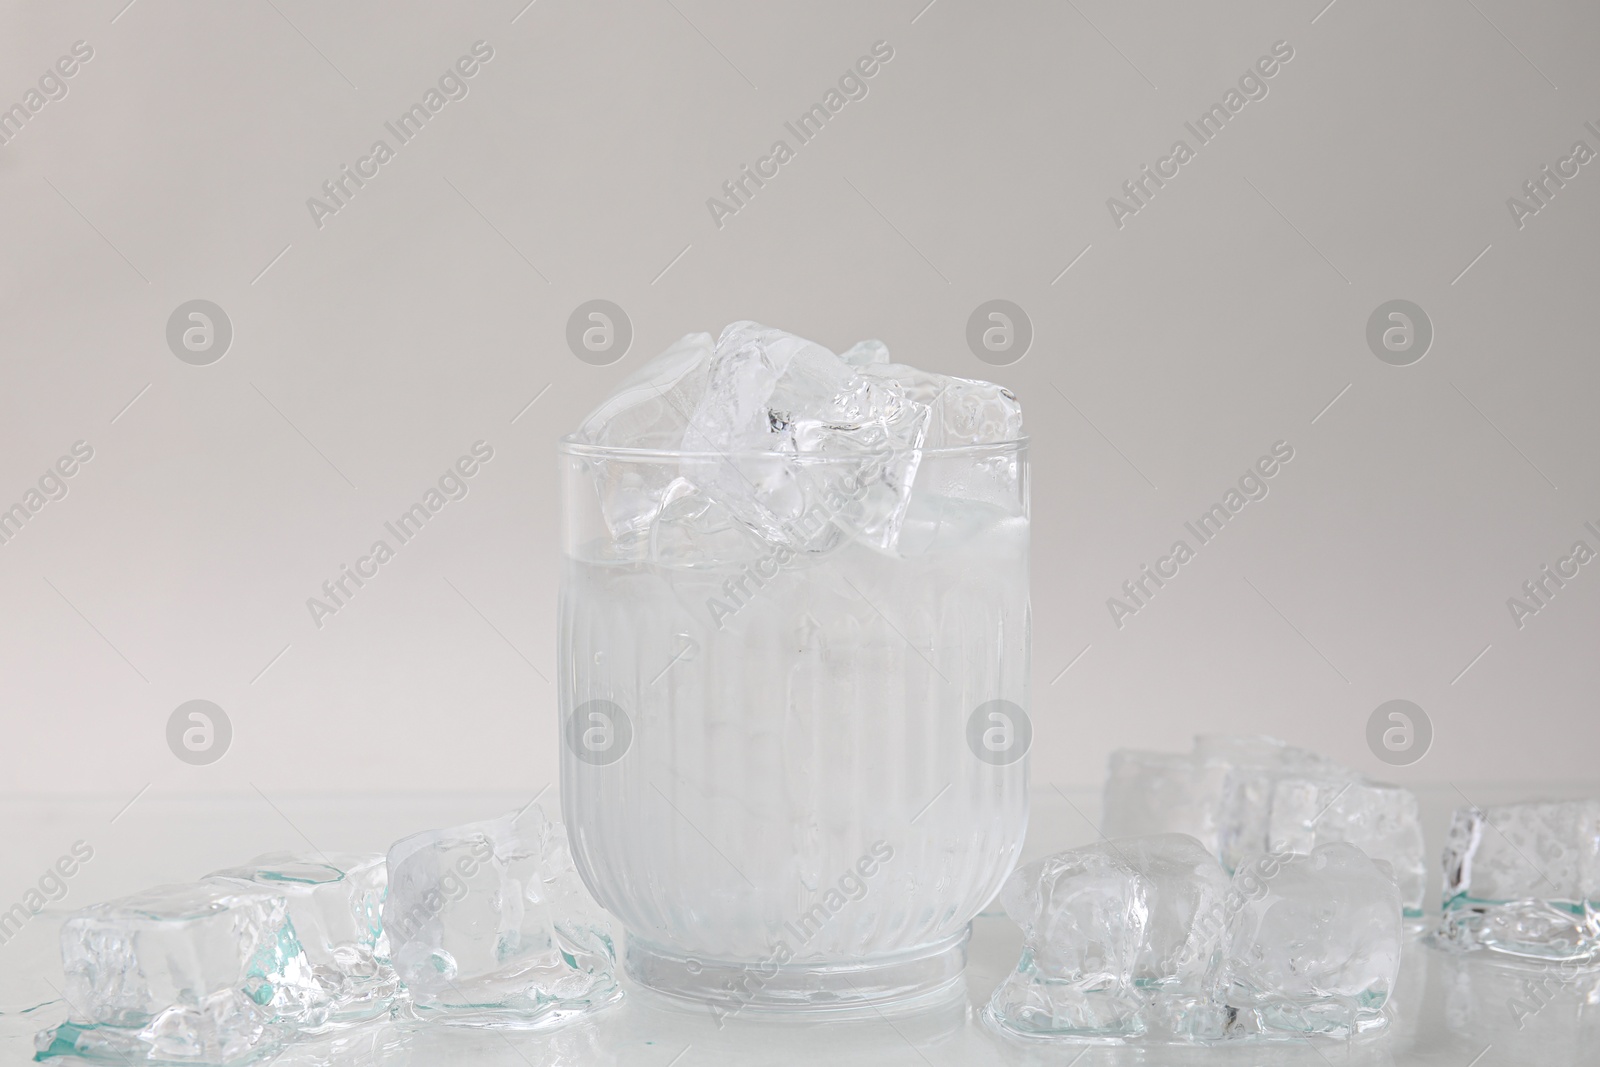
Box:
[644,475,769,566]
[574,321,1024,557]
[570,331,715,549]
[682,321,851,456]
[1101,737,1347,866]
[1222,842,1403,1037]
[205,853,396,1029]
[1185,737,1425,916]
[680,322,925,552]
[1102,750,1233,855]
[573,331,714,450]
[1100,738,1425,917]
[985,833,1231,1042]
[1261,776,1426,917]
[858,362,1022,449]
[1435,799,1600,960]
[1217,767,1426,915]
[382,805,620,1028]
[35,882,320,1064]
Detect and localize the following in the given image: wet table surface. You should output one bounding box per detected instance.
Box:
[3,783,1594,1066]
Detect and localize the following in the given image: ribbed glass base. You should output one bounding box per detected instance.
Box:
[624,929,969,1018]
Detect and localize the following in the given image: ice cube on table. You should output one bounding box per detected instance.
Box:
[1222,842,1403,1038]
[205,853,396,1029]
[1100,736,1351,865]
[1102,750,1233,855]
[35,882,320,1064]
[986,833,1231,1042]
[1259,776,1426,916]
[1435,799,1600,960]
[1102,737,1334,859]
[1199,737,1341,866]
[382,805,619,1028]
[1217,767,1427,915]
[1104,735,1426,915]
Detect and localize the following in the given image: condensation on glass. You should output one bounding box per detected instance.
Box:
[559,438,1030,1012]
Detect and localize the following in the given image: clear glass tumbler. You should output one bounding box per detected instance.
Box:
[559,438,1030,1013]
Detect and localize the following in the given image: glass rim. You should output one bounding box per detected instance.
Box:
[558,435,1029,461]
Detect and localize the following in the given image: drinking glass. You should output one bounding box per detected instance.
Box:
[559,438,1030,1013]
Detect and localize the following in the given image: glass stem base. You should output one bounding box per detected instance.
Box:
[624,928,969,1017]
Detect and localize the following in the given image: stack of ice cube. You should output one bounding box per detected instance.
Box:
[37,805,620,1063]
[1434,798,1600,960]
[985,833,1404,1042]
[570,321,1023,559]
[1102,734,1426,915]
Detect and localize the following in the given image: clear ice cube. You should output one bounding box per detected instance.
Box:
[205,852,397,1028]
[986,833,1231,1042]
[570,322,1023,559]
[382,805,620,1028]
[1222,842,1403,1037]
[36,882,319,1064]
[572,331,716,549]
[1200,738,1340,870]
[680,321,924,553]
[573,331,714,451]
[858,361,1022,449]
[1102,737,1332,861]
[1132,739,1433,915]
[1435,799,1600,960]
[1102,736,1425,915]
[1260,776,1426,916]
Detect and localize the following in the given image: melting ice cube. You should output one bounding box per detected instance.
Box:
[36,882,319,1064]
[205,852,397,1029]
[1222,842,1403,1037]
[382,805,620,1028]
[986,833,1231,1042]
[1102,735,1426,914]
[1435,798,1600,960]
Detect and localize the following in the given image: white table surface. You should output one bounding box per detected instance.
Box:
[3,783,1595,1066]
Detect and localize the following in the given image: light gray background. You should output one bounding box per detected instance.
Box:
[2,0,1596,805]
